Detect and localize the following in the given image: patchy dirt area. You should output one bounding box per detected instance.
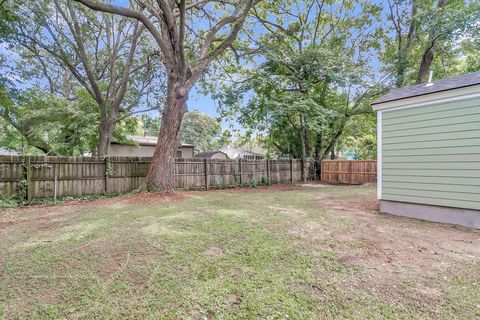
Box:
[309,191,480,275]
[289,185,480,317]
[1,184,479,319]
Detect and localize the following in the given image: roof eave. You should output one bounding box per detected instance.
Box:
[372,84,480,111]
[372,83,480,107]
[111,140,195,147]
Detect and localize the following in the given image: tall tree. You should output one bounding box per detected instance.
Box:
[4,0,161,156]
[212,0,386,178]
[384,0,479,87]
[74,0,261,190]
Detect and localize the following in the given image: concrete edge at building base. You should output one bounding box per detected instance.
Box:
[380,200,480,229]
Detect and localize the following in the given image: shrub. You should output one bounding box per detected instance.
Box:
[261,176,269,185]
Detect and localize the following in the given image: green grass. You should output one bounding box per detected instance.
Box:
[0,185,479,319]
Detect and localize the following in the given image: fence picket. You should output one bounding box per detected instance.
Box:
[321,160,377,185]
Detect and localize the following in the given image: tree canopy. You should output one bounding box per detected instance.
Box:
[2,0,165,156]
[1,0,479,188]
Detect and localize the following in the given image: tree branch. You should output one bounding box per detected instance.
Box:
[73,0,175,68]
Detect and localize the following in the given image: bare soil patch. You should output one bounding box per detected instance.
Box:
[299,183,331,188]
[203,245,225,257]
[0,191,188,228]
[295,187,480,307]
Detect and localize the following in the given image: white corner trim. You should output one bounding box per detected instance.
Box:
[377,110,382,200]
[372,86,480,111]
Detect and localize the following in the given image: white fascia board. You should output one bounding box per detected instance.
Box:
[372,85,480,111]
[377,110,382,200]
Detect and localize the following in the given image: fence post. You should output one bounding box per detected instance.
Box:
[239,158,242,186]
[349,161,353,185]
[301,158,306,182]
[290,159,294,183]
[104,157,109,194]
[26,156,33,202]
[252,159,256,183]
[204,158,209,190]
[266,160,271,185]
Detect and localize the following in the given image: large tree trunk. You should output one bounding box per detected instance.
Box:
[395,3,417,88]
[416,46,434,84]
[416,31,440,84]
[415,0,447,85]
[144,80,188,191]
[97,118,116,157]
[98,123,109,157]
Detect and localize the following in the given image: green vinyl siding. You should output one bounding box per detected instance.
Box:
[382,99,480,124]
[382,96,480,118]
[383,130,480,144]
[383,162,480,170]
[382,154,480,163]
[383,181,480,193]
[382,122,479,138]
[383,137,479,150]
[383,114,477,132]
[381,96,480,210]
[383,145,480,157]
[382,175,480,186]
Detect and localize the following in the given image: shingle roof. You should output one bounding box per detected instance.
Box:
[111,135,195,147]
[194,151,227,158]
[219,145,258,159]
[373,71,480,105]
[0,148,19,156]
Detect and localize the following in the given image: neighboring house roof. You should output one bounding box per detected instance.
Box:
[194,151,227,158]
[240,144,265,156]
[219,146,248,159]
[111,135,195,147]
[373,71,480,105]
[219,145,265,159]
[0,148,19,156]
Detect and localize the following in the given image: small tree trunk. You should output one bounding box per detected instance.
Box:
[144,81,188,191]
[299,130,308,182]
[330,146,335,160]
[315,131,323,181]
[302,158,308,182]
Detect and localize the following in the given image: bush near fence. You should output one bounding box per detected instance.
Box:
[321,160,377,185]
[0,156,309,201]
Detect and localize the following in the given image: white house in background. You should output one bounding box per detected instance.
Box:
[109,135,195,158]
[194,151,229,159]
[219,145,265,160]
[373,71,480,229]
[0,148,19,156]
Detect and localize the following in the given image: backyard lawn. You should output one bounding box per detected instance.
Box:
[1,184,479,319]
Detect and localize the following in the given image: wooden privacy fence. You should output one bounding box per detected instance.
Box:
[0,156,308,201]
[321,160,377,185]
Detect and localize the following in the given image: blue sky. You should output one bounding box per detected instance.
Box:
[183,87,217,117]
[2,0,387,135]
